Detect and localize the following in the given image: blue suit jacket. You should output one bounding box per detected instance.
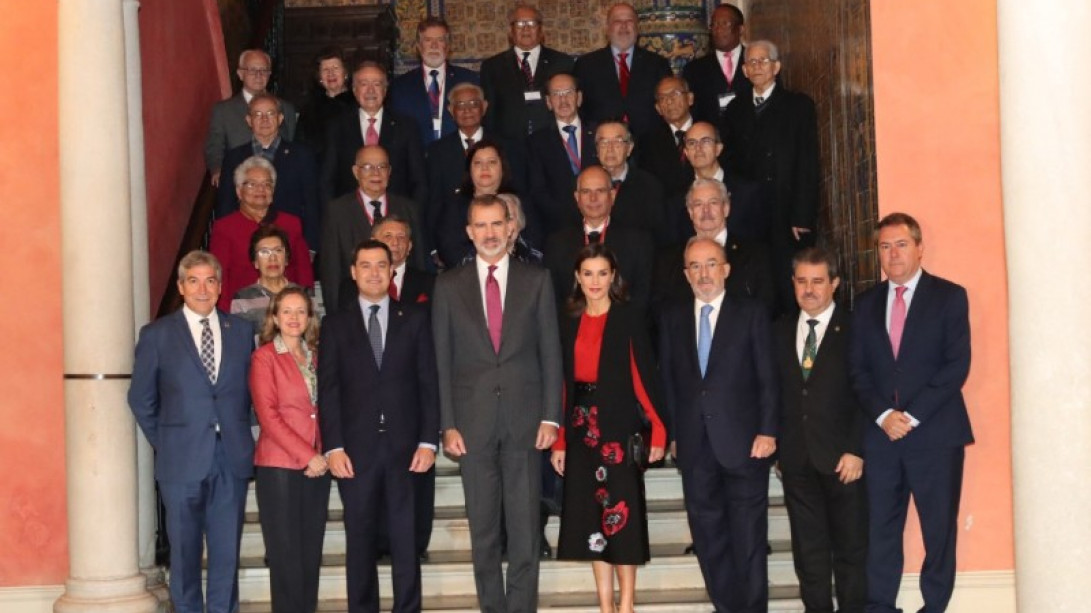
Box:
[849,270,974,454]
[388,64,480,147]
[128,309,256,483]
[658,295,780,470]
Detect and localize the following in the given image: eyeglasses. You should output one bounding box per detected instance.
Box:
[595,137,631,149]
[355,163,391,173]
[744,57,776,68]
[453,100,484,110]
[686,261,725,274]
[684,137,718,149]
[547,88,577,99]
[512,19,539,29]
[256,247,285,258]
[249,110,279,120]
[241,67,271,76]
[242,181,274,191]
[655,89,687,102]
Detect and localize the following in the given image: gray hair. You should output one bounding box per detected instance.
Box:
[747,39,780,61]
[371,214,413,239]
[237,49,271,69]
[448,82,485,105]
[686,178,731,210]
[177,250,223,282]
[233,156,277,189]
[508,3,543,25]
[497,193,527,232]
[248,92,283,114]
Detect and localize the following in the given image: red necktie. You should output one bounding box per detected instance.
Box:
[889,285,907,357]
[486,265,502,353]
[388,270,399,301]
[617,52,630,97]
[365,117,379,146]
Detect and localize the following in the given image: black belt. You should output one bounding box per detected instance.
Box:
[574,382,597,394]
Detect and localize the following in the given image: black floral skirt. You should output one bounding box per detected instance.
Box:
[556,383,651,564]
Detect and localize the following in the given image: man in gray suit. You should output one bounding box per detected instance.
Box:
[432,194,563,612]
[204,48,298,186]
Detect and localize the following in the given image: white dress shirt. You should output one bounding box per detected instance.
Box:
[693,291,727,344]
[795,301,836,361]
[514,45,542,75]
[358,107,385,141]
[182,306,221,380]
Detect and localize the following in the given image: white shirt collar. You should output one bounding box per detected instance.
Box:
[798,301,836,329]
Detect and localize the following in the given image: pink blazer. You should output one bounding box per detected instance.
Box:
[250,341,322,469]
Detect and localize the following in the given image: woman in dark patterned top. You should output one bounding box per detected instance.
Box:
[230,225,301,329]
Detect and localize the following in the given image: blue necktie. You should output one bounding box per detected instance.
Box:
[563,125,580,175]
[427,69,440,118]
[698,304,712,377]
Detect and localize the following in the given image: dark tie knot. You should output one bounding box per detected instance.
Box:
[563,125,576,135]
[429,69,439,78]
[807,318,819,329]
[587,231,602,243]
[611,180,622,189]
[369,304,380,316]
[200,317,210,327]
[522,51,531,61]
[675,129,686,142]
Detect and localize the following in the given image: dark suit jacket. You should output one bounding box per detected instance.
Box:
[527,121,599,238]
[658,295,779,470]
[204,93,298,173]
[320,106,427,209]
[318,299,439,461]
[682,48,751,124]
[774,305,864,473]
[613,166,669,247]
[431,259,563,450]
[128,309,256,483]
[388,64,480,147]
[721,86,819,233]
[425,129,529,250]
[319,191,425,313]
[574,46,672,138]
[635,120,693,203]
[849,271,974,454]
[652,234,775,317]
[216,139,322,248]
[481,46,575,140]
[398,266,435,304]
[544,225,654,315]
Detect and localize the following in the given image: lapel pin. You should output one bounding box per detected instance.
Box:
[834,325,840,332]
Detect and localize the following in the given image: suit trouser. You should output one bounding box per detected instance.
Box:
[377,466,436,555]
[255,466,331,613]
[158,439,249,613]
[338,434,421,613]
[680,435,770,613]
[782,463,868,613]
[460,441,542,613]
[865,446,964,613]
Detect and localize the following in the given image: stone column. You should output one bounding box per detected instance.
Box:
[54,0,158,611]
[997,2,1091,612]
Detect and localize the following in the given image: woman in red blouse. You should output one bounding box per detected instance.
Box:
[250,287,329,613]
[550,243,666,613]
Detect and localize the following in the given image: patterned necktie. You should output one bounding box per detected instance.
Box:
[563,125,580,175]
[486,265,503,353]
[617,52,630,97]
[889,285,908,358]
[388,270,399,301]
[365,117,379,146]
[801,319,818,380]
[367,304,383,368]
[465,136,475,151]
[675,129,687,160]
[370,200,383,225]
[199,317,216,383]
[428,69,441,119]
[723,51,734,87]
[520,51,534,89]
[697,304,713,377]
